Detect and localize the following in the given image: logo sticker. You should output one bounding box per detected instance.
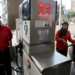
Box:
[27,59,31,69]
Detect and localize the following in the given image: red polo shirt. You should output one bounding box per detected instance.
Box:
[0,25,12,50]
[55,30,75,50]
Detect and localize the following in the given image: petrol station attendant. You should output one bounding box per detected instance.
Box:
[55,22,75,56]
[0,20,12,75]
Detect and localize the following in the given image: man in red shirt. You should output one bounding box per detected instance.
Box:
[55,22,75,56]
[0,20,12,75]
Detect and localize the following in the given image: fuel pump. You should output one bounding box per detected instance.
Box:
[18,0,72,75]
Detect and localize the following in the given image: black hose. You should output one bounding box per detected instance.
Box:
[16,51,22,70]
[11,66,23,73]
[58,43,75,51]
[15,45,22,70]
[0,65,23,73]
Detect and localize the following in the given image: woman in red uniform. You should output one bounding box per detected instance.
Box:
[55,22,75,56]
[0,20,12,75]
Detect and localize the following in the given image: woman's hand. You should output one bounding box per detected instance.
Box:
[63,40,67,45]
[60,39,67,45]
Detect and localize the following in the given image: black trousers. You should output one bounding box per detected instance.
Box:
[56,48,67,56]
[0,48,11,75]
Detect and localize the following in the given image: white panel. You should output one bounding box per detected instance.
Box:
[23,50,42,75]
[23,21,30,43]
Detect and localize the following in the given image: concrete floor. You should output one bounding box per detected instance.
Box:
[11,62,22,75]
[11,61,75,75]
[71,62,75,75]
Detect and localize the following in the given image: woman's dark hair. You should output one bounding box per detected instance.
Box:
[59,22,69,38]
[62,22,69,26]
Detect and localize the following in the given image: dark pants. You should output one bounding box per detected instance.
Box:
[56,48,67,56]
[0,48,11,75]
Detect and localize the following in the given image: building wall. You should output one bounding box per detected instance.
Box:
[2,0,7,24]
[7,0,23,30]
[71,17,75,22]
[71,0,75,11]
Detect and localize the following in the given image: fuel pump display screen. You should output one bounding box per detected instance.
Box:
[22,0,31,20]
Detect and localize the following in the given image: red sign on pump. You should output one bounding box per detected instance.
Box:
[38,2,44,9]
[45,3,50,10]
[48,21,52,27]
[45,21,48,24]
[45,11,50,17]
[38,10,44,17]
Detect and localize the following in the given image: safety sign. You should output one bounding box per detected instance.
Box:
[35,21,52,27]
[38,2,51,17]
[45,3,50,10]
[45,11,50,17]
[38,2,44,9]
[48,21,52,27]
[45,21,52,27]
[38,10,44,17]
